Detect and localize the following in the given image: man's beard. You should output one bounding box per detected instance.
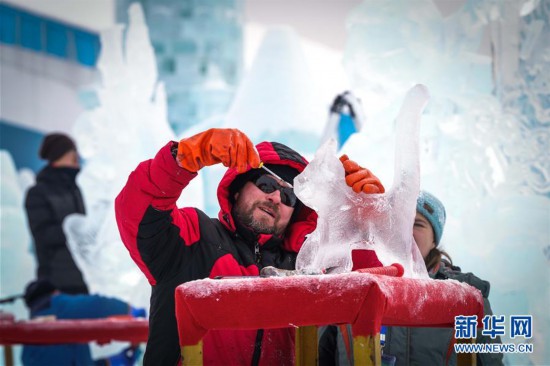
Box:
[233,200,285,236]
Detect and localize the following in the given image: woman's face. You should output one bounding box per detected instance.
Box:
[52,150,80,168]
[413,212,436,259]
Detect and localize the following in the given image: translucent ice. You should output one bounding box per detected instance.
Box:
[295,85,430,278]
[64,4,204,313]
[342,1,549,363]
[223,27,325,153]
[0,151,35,319]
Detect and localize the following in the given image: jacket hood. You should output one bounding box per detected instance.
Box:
[217,141,317,253]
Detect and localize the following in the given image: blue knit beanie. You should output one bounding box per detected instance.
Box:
[416,191,446,246]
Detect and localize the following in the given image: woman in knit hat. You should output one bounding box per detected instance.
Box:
[413,190,451,272]
[24,132,88,295]
[38,133,79,168]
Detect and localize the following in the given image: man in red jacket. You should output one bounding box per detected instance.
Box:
[115,128,383,365]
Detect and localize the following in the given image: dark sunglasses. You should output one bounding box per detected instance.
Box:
[253,175,297,207]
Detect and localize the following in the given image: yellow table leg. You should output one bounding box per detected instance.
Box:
[4,345,13,366]
[353,334,381,366]
[181,340,203,366]
[456,338,477,366]
[295,326,318,366]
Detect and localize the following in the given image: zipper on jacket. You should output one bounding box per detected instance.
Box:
[254,242,262,265]
[251,329,264,366]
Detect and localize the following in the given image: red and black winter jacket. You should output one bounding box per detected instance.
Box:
[115,141,317,366]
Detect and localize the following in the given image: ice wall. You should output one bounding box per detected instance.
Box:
[115,0,243,135]
[341,1,549,363]
[188,26,339,216]
[223,27,325,153]
[0,151,35,318]
[63,4,203,310]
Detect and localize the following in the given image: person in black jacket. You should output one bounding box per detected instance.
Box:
[21,279,143,366]
[115,128,385,365]
[24,133,88,294]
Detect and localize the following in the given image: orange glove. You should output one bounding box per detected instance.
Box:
[177,128,261,173]
[339,154,385,194]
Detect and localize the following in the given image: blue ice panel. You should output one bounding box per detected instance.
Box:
[0,4,17,44]
[45,21,68,58]
[0,120,45,173]
[74,30,100,67]
[20,13,42,51]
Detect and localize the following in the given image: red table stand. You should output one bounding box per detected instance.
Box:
[175,266,484,366]
[0,314,148,366]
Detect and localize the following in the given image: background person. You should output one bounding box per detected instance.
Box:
[319,190,503,366]
[24,133,88,294]
[115,128,384,365]
[21,279,144,366]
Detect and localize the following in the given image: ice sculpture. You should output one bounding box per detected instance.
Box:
[296,85,430,278]
[63,4,203,311]
[0,151,35,319]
